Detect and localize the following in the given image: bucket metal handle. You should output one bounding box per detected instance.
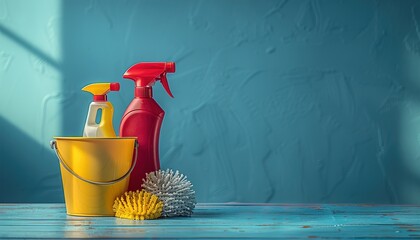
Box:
[50,140,138,186]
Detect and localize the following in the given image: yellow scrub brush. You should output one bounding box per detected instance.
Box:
[113,190,163,220]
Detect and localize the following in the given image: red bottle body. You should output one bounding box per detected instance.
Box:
[120,87,164,191]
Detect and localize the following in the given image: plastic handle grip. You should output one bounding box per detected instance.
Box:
[86,105,101,126]
[160,73,174,98]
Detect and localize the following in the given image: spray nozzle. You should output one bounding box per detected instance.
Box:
[123,62,176,98]
[82,82,120,101]
[165,62,176,73]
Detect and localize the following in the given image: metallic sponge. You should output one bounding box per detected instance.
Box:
[142,169,196,217]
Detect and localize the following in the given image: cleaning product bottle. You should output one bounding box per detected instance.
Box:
[120,62,176,191]
[82,82,120,137]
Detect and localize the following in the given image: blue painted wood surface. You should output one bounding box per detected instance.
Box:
[0,203,419,239]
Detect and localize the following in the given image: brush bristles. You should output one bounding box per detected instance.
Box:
[142,169,196,217]
[113,190,163,220]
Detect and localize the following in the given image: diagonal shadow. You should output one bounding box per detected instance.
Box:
[0,115,63,203]
[0,24,61,70]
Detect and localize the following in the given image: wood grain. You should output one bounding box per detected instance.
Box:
[0,203,419,239]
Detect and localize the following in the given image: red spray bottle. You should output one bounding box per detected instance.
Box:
[120,62,176,191]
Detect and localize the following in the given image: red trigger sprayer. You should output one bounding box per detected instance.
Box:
[120,62,176,191]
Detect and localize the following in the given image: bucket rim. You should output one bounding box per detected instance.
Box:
[54,137,137,140]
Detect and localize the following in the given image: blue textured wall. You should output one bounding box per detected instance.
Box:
[1,0,420,203]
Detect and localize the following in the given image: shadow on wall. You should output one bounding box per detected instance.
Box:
[0,116,63,203]
[0,24,61,70]
[0,20,64,202]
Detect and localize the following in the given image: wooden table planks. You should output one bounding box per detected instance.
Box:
[0,203,419,239]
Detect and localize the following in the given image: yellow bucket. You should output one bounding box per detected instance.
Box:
[50,137,138,216]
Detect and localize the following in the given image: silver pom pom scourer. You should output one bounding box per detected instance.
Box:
[142,169,196,217]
